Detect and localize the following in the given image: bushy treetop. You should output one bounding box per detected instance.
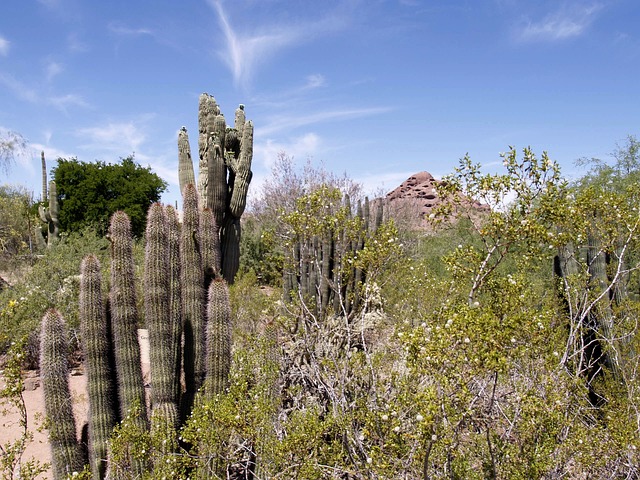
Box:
[53,156,167,238]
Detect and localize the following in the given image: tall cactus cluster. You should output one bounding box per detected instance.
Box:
[178,94,253,284]
[283,188,384,320]
[38,93,249,478]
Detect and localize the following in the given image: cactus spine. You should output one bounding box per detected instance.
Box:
[40,309,87,479]
[80,255,116,479]
[204,278,232,400]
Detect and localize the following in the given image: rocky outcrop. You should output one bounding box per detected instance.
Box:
[385,171,489,229]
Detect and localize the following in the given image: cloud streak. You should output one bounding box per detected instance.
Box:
[208,0,348,89]
[76,120,149,153]
[517,2,603,42]
[257,106,393,137]
[0,36,9,56]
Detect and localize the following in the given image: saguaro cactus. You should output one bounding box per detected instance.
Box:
[38,180,60,247]
[41,151,47,202]
[178,127,196,197]
[80,255,117,479]
[178,94,253,284]
[40,309,87,479]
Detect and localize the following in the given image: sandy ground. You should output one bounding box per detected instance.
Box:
[0,330,150,479]
[0,371,88,479]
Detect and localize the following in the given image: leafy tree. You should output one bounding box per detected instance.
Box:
[0,185,34,259]
[53,156,167,237]
[0,130,27,176]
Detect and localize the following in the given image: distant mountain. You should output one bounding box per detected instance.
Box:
[384,171,489,229]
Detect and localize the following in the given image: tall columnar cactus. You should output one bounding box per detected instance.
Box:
[80,255,117,479]
[38,180,60,247]
[204,278,232,400]
[41,151,47,202]
[178,94,253,284]
[180,184,206,420]
[178,127,196,197]
[285,191,381,320]
[165,205,183,403]
[108,212,149,447]
[40,309,87,479]
[145,203,180,431]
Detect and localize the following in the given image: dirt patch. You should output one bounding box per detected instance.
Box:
[0,372,88,479]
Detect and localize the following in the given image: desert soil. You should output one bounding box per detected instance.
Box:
[1,330,150,479]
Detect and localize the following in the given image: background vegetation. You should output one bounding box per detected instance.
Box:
[1,139,640,478]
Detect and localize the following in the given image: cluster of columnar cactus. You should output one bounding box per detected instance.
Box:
[177,94,253,284]
[40,199,234,479]
[39,93,248,479]
[284,191,384,320]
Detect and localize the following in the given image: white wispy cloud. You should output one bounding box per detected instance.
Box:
[0,36,9,56]
[0,73,39,102]
[208,0,348,89]
[45,60,63,81]
[257,106,393,137]
[108,22,154,37]
[254,132,321,170]
[76,119,150,153]
[517,2,603,42]
[0,72,89,111]
[49,93,89,110]
[304,74,326,90]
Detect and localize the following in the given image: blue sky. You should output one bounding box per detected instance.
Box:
[1,0,639,207]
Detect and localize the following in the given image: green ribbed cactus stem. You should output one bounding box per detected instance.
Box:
[197,93,220,208]
[207,131,228,226]
[150,402,180,453]
[40,309,87,479]
[41,151,47,202]
[38,180,60,247]
[145,203,180,431]
[228,120,253,219]
[80,255,116,479]
[221,219,241,284]
[180,184,205,421]
[204,278,231,400]
[201,207,221,286]
[108,211,149,472]
[234,104,246,134]
[320,228,332,312]
[178,127,196,196]
[165,205,183,403]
